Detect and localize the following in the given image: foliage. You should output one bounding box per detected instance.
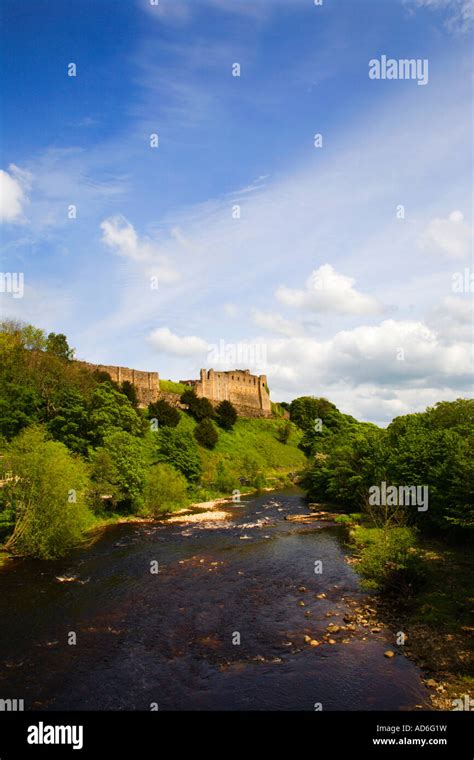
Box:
[277,420,292,444]
[90,430,146,512]
[351,525,426,593]
[194,417,219,449]
[155,427,203,483]
[180,389,214,421]
[143,464,189,516]
[148,399,181,428]
[88,382,145,445]
[120,380,139,408]
[1,426,93,559]
[45,332,75,360]
[215,400,237,430]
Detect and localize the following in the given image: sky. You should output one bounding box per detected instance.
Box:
[0,0,472,425]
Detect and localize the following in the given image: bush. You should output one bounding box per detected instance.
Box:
[352,526,426,594]
[143,464,188,516]
[2,426,93,559]
[277,420,292,444]
[148,399,180,428]
[90,430,146,512]
[180,389,214,421]
[194,418,219,449]
[215,400,237,430]
[156,428,202,483]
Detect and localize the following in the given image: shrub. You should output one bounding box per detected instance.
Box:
[156,428,202,483]
[180,389,214,421]
[277,420,292,444]
[143,464,188,516]
[120,380,139,409]
[352,526,426,594]
[194,418,219,449]
[90,430,146,512]
[2,426,93,559]
[215,400,237,430]
[148,399,180,428]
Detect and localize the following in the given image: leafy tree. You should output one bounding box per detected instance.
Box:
[156,428,202,483]
[215,400,237,430]
[91,430,146,511]
[88,382,145,445]
[45,332,75,361]
[194,418,219,449]
[0,383,43,439]
[143,464,188,516]
[180,389,214,421]
[120,380,139,409]
[148,399,181,428]
[2,426,92,559]
[46,389,90,454]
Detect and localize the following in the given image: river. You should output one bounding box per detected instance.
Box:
[0,488,429,710]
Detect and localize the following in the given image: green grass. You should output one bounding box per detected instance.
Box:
[147,411,307,497]
[159,379,189,395]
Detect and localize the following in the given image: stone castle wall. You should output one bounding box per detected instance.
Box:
[181,369,272,417]
[79,362,160,407]
[79,363,271,417]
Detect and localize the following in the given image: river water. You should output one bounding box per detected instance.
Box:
[0,488,429,711]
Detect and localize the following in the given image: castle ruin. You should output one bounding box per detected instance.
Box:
[80,362,271,417]
[180,369,272,418]
[79,362,160,406]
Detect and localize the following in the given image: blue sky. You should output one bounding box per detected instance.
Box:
[1,0,472,424]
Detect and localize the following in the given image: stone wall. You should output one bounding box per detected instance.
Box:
[181,368,272,417]
[79,362,160,407]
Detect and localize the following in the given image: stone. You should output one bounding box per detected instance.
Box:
[309,640,320,647]
[384,650,395,658]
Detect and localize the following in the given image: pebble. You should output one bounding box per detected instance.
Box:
[384,650,395,658]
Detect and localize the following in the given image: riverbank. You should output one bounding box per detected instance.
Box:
[340,518,473,710]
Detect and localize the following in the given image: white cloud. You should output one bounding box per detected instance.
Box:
[0,165,31,223]
[253,310,303,337]
[276,264,384,316]
[147,327,209,357]
[419,210,472,259]
[406,0,474,31]
[100,215,180,283]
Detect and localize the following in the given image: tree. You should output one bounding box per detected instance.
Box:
[0,383,43,439]
[2,426,92,559]
[120,380,139,409]
[91,430,147,511]
[88,382,145,445]
[143,464,188,516]
[156,428,202,483]
[180,389,214,421]
[215,400,237,430]
[148,399,180,428]
[194,418,219,449]
[46,389,90,454]
[45,332,75,361]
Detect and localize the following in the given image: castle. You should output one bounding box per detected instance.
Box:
[80,363,271,417]
[180,369,272,417]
